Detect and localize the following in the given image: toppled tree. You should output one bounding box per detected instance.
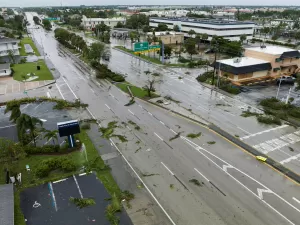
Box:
[143,79,157,98]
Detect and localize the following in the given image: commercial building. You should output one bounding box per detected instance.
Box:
[214,45,300,85]
[270,19,294,29]
[147,31,184,45]
[245,46,300,76]
[81,15,126,30]
[149,17,255,41]
[214,57,272,84]
[0,37,20,63]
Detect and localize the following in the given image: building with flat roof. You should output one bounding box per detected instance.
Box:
[0,37,20,63]
[245,46,300,77]
[147,31,184,45]
[149,17,255,41]
[81,15,126,30]
[213,57,272,84]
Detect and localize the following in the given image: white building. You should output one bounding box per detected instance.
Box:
[0,38,20,62]
[81,15,126,30]
[149,17,255,41]
[141,10,189,18]
[270,19,294,29]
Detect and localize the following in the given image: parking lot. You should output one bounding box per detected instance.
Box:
[0,102,90,145]
[21,173,114,225]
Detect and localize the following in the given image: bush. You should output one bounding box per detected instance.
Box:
[196,71,214,83]
[220,85,241,95]
[35,158,77,178]
[61,158,77,172]
[70,197,96,208]
[260,97,292,110]
[23,145,60,154]
[178,56,190,63]
[20,58,27,64]
[257,115,282,125]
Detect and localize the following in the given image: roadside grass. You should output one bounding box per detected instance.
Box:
[115,46,162,64]
[240,111,262,117]
[12,60,53,81]
[116,82,159,99]
[19,37,41,56]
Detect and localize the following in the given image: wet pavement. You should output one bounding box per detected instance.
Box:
[22,12,300,225]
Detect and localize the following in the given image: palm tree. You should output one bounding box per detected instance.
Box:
[16,114,43,146]
[5,104,21,122]
[43,129,58,145]
[188,29,196,37]
[195,34,202,50]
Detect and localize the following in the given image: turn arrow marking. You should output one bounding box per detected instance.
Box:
[257,188,273,200]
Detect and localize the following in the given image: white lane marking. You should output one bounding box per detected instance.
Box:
[161,162,174,176]
[241,125,289,140]
[128,109,135,115]
[0,124,16,129]
[61,76,78,99]
[48,182,58,211]
[181,136,300,219]
[73,175,83,198]
[86,107,96,119]
[47,91,51,98]
[53,178,67,184]
[280,153,300,164]
[154,132,163,141]
[138,104,143,108]
[110,93,115,98]
[237,126,251,135]
[105,104,111,110]
[257,188,273,200]
[126,125,132,131]
[194,168,210,182]
[160,121,165,125]
[148,112,153,116]
[79,173,86,176]
[293,197,300,205]
[170,129,176,134]
[96,81,101,86]
[90,88,95,93]
[169,91,178,96]
[224,111,235,116]
[109,139,176,225]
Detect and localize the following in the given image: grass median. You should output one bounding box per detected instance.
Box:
[19,37,41,56]
[115,46,162,65]
[116,82,159,99]
[12,60,53,81]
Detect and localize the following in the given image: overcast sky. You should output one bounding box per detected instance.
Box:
[2,0,300,7]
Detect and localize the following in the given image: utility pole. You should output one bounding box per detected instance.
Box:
[212,43,218,86]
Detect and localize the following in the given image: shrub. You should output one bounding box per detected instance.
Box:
[178,56,190,63]
[196,71,214,83]
[70,197,96,208]
[61,158,77,172]
[260,97,292,110]
[257,115,282,125]
[20,58,27,64]
[219,85,241,95]
[23,145,60,154]
[187,132,201,138]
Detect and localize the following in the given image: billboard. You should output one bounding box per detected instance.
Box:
[57,120,80,137]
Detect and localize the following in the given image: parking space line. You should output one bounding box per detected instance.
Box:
[48,182,58,211]
[280,153,300,164]
[0,124,16,129]
[293,197,300,205]
[73,174,83,198]
[53,178,67,184]
[55,83,65,100]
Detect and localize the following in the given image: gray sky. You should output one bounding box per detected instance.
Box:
[2,0,300,7]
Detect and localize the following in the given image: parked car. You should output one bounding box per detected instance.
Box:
[276,76,295,85]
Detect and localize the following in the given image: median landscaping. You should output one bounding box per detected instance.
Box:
[19,37,41,56]
[115,46,162,64]
[116,82,159,99]
[12,60,53,81]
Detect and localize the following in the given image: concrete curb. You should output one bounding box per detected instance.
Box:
[25,80,56,91]
[208,124,300,184]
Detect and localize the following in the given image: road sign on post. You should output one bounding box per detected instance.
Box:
[134,42,149,52]
[149,45,160,51]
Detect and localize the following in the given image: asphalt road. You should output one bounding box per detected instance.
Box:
[25,12,300,225]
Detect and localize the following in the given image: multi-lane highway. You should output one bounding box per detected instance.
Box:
[25,12,300,225]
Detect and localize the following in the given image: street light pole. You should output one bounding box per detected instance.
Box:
[276,77,283,99]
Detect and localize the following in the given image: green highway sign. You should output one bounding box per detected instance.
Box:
[46,17,60,21]
[134,42,149,52]
[149,45,160,50]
